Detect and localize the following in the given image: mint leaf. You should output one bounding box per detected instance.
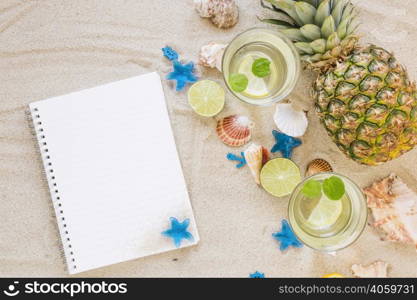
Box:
[301,179,322,198]
[252,58,271,77]
[323,176,345,200]
[229,73,248,93]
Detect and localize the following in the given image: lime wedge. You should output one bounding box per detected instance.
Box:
[260,158,301,197]
[307,195,343,229]
[237,56,269,98]
[188,80,225,117]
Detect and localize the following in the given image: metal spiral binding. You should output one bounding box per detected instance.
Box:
[26,107,77,272]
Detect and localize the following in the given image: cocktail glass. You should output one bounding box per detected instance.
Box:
[288,172,367,252]
[222,27,300,106]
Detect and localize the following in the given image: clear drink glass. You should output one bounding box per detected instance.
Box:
[222,27,300,106]
[288,172,367,252]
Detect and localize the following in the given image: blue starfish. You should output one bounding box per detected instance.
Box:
[270,130,302,159]
[162,46,179,61]
[272,219,303,251]
[166,60,198,91]
[249,271,265,278]
[226,152,246,168]
[162,217,194,248]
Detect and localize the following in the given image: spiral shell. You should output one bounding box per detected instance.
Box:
[216,115,253,147]
[306,159,333,176]
[194,0,239,29]
[244,143,263,185]
[273,102,308,137]
[198,42,226,71]
[363,174,417,251]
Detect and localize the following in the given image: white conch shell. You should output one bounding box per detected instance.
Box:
[363,174,417,250]
[199,42,227,71]
[244,143,263,185]
[273,102,308,137]
[351,261,389,278]
[194,0,239,29]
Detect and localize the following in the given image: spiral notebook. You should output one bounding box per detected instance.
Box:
[28,72,199,274]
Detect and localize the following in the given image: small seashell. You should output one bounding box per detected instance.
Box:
[244,143,263,185]
[273,102,308,137]
[306,159,333,177]
[261,146,270,166]
[199,42,227,71]
[194,0,239,29]
[216,115,254,147]
[351,261,389,278]
[363,174,417,251]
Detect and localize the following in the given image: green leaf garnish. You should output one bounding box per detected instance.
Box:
[301,179,322,199]
[323,176,345,201]
[252,58,271,77]
[229,73,248,93]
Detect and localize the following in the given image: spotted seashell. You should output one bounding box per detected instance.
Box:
[363,174,417,251]
[216,115,253,147]
[194,0,239,29]
[306,159,333,177]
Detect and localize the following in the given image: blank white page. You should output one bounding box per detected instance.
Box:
[29,72,199,274]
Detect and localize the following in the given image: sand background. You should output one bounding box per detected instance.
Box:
[0,0,416,277]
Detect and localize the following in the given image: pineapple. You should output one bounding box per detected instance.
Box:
[260,0,417,165]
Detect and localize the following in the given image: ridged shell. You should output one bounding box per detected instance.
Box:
[351,261,389,278]
[306,159,333,177]
[199,42,226,71]
[363,174,417,250]
[244,143,263,185]
[273,103,308,137]
[194,0,239,29]
[216,115,253,147]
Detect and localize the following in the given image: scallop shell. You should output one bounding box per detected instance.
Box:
[194,0,239,29]
[351,261,389,278]
[216,115,253,147]
[199,42,226,71]
[363,174,417,250]
[273,103,308,137]
[306,159,333,177]
[244,143,263,185]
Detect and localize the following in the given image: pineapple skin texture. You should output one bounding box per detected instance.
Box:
[313,45,417,165]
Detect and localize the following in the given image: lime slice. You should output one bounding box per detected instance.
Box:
[260,158,301,197]
[307,195,342,229]
[188,80,225,117]
[237,56,269,98]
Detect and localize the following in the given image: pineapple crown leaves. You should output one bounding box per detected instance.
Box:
[260,0,360,71]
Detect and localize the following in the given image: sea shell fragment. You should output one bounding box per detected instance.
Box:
[194,0,239,29]
[244,143,263,185]
[363,173,417,250]
[306,159,333,177]
[199,42,227,71]
[261,146,270,166]
[216,115,253,147]
[351,261,389,278]
[273,102,308,137]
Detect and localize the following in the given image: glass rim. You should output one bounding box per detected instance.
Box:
[287,172,368,253]
[221,26,301,106]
